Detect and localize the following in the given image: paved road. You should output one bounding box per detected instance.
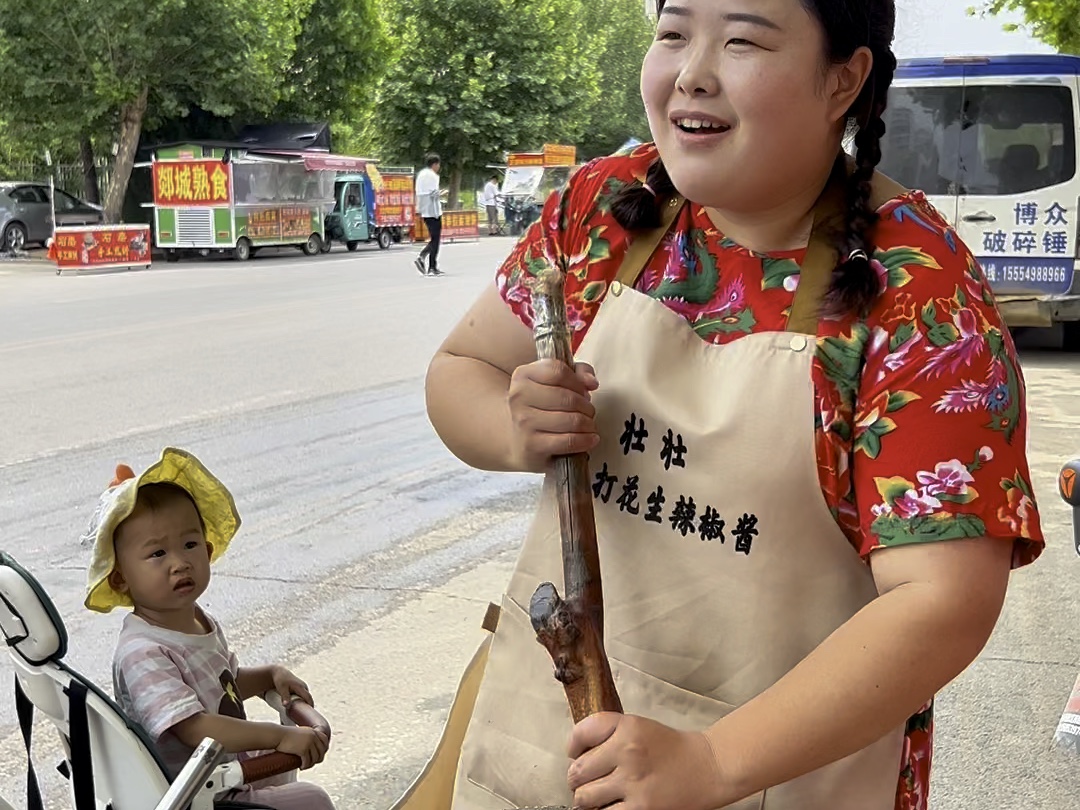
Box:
[1,241,1079,809]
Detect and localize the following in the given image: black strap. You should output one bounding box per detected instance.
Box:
[14,676,44,810]
[67,680,96,810]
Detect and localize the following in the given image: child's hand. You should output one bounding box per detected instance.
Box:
[277,726,329,770]
[271,666,314,705]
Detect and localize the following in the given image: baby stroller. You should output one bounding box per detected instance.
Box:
[0,551,331,810]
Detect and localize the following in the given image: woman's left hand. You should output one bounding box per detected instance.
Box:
[567,713,729,810]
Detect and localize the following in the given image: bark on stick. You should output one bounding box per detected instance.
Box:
[528,265,623,724]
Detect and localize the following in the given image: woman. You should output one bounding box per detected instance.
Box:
[423,1,1043,808]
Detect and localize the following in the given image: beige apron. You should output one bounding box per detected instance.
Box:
[393,170,908,810]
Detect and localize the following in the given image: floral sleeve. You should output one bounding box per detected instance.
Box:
[495,157,618,342]
[495,189,563,330]
[849,194,1043,565]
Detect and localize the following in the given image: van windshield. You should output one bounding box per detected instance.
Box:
[879,84,1075,196]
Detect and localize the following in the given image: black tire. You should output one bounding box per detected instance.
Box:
[165,249,180,263]
[377,229,392,250]
[320,235,332,253]
[2,222,27,252]
[346,240,360,252]
[1063,321,1080,352]
[233,238,252,262]
[302,234,321,256]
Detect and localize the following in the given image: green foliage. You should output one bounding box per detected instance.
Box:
[577,0,655,159]
[0,0,655,216]
[374,0,605,202]
[973,1,1080,52]
[272,0,389,123]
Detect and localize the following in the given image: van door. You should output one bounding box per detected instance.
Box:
[879,78,965,224]
[344,182,368,240]
[953,71,1078,296]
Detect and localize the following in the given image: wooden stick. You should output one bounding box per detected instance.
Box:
[528,265,623,723]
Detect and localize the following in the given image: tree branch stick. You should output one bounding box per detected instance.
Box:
[528,264,622,723]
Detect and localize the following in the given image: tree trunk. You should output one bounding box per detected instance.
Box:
[79,135,100,206]
[102,86,149,223]
[448,164,462,211]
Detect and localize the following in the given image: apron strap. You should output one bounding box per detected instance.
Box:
[787,162,909,335]
[786,175,846,336]
[614,195,687,288]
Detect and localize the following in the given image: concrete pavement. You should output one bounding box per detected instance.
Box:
[1,237,1079,808]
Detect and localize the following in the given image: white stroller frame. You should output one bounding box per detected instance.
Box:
[0,551,327,810]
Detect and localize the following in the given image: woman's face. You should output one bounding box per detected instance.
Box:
[642,0,868,212]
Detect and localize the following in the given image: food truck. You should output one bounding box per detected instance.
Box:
[489,143,578,235]
[140,142,369,262]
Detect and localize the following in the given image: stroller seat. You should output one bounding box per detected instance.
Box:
[0,551,295,810]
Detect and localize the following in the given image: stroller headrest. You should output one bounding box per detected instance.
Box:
[0,552,68,665]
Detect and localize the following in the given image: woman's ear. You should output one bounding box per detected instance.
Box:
[827,46,874,124]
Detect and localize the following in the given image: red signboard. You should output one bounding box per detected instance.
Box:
[51,225,152,272]
[375,174,415,227]
[245,207,313,241]
[152,160,231,207]
[414,210,479,241]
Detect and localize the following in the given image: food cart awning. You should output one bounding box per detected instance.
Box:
[300,154,369,172]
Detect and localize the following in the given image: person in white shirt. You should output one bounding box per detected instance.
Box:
[482,175,501,236]
[415,154,444,276]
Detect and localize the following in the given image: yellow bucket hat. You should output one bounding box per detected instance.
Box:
[81,447,241,614]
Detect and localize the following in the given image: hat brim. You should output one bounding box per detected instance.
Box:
[83,448,240,613]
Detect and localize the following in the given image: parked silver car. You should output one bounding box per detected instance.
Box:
[0,182,104,250]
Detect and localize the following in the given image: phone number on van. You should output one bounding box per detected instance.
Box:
[978,257,1074,292]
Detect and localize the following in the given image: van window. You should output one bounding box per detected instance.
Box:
[880,84,1075,196]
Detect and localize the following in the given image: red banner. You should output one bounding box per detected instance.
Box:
[153,160,231,207]
[245,207,313,240]
[375,174,415,227]
[414,210,479,241]
[52,225,152,270]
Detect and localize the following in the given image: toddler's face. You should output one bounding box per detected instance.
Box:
[110,496,212,615]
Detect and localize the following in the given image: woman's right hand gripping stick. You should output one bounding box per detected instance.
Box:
[507,360,600,472]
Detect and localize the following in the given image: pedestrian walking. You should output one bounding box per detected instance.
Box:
[415,154,444,276]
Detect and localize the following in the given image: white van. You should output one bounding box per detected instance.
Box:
[880,55,1080,342]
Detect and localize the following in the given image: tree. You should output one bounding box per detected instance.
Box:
[577,0,655,160]
[375,0,604,208]
[0,0,310,222]
[271,0,389,125]
[974,1,1080,52]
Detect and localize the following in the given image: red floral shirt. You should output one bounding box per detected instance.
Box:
[494,143,1044,810]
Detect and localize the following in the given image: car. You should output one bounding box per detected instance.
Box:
[0,182,103,251]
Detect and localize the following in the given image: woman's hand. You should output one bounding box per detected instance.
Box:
[507,359,600,472]
[567,713,729,810]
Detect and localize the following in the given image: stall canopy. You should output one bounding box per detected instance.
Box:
[236,122,333,152]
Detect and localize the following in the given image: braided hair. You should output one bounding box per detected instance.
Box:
[612,0,898,317]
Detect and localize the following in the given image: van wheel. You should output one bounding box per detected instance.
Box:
[377,229,392,250]
[1063,321,1080,352]
[346,240,359,251]
[302,234,321,256]
[165,249,180,263]
[233,238,252,262]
